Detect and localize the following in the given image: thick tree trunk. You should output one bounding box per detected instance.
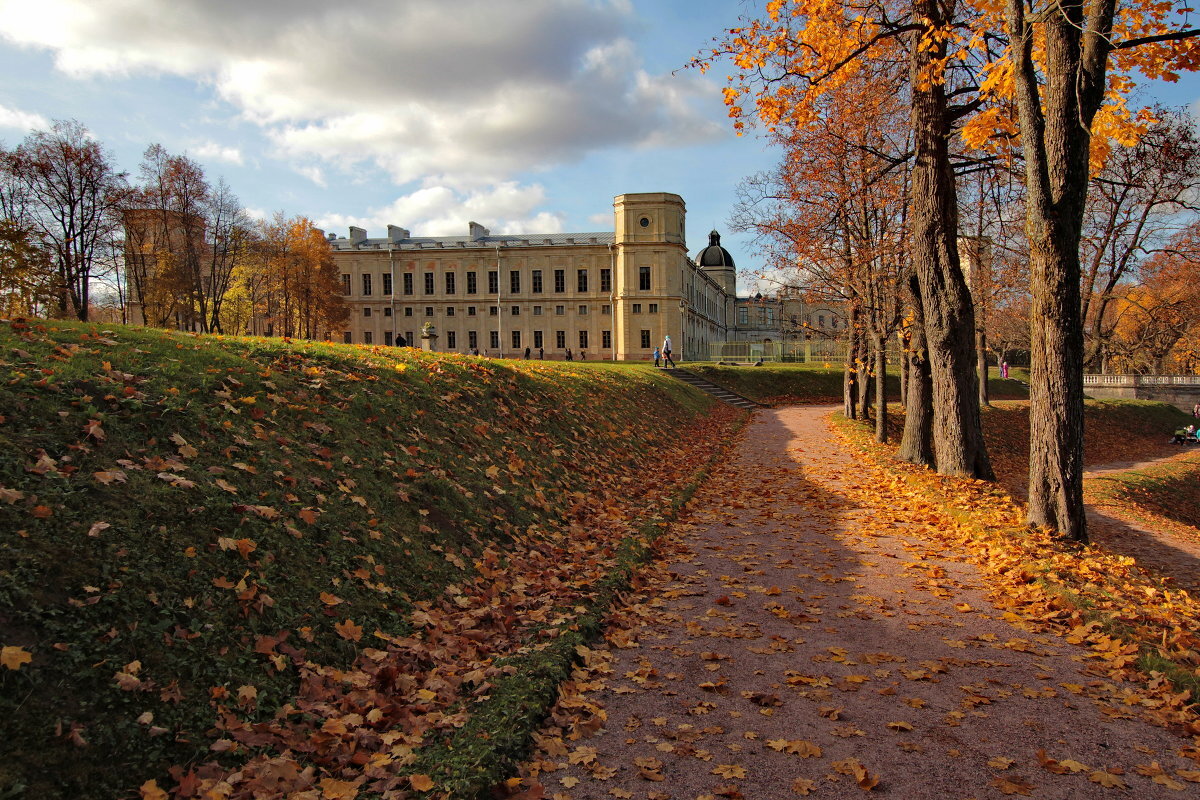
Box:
[899,329,910,406]
[899,275,935,467]
[874,337,888,443]
[1006,0,1111,541]
[858,333,872,421]
[908,3,994,480]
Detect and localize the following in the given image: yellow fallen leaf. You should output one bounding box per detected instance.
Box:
[1,645,32,671]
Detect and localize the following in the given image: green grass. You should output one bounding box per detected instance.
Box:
[0,319,731,799]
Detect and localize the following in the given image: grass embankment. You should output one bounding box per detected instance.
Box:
[1087,450,1200,547]
[684,362,1028,405]
[0,319,740,799]
[835,409,1200,717]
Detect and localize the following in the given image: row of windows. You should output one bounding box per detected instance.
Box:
[358,302,667,319]
[342,267,648,297]
[342,329,642,351]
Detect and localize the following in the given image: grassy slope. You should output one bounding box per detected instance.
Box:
[685,363,1029,405]
[0,320,728,798]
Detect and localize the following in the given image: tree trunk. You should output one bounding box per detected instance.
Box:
[858,332,872,421]
[874,336,888,443]
[908,2,994,480]
[844,304,861,419]
[1006,0,1109,542]
[977,329,990,406]
[899,274,935,467]
[899,329,910,406]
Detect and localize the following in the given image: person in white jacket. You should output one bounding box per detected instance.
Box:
[662,335,676,368]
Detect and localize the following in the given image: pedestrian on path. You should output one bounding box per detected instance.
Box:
[653,347,661,367]
[1001,360,1009,379]
[524,346,531,360]
[662,335,676,368]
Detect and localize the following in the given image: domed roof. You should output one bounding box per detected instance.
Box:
[696,230,735,269]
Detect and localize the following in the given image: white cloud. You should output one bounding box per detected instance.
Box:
[294,164,327,187]
[191,140,244,165]
[316,181,567,238]
[0,103,50,132]
[0,0,726,186]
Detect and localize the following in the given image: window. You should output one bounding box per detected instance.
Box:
[601,304,611,315]
[489,305,499,316]
[533,330,543,348]
[533,305,543,315]
[532,269,543,293]
[632,303,642,314]
[343,331,352,344]
[640,329,651,348]
[341,274,351,295]
[363,274,373,296]
[385,331,393,346]
[511,305,520,315]
[425,306,434,317]
[363,331,373,344]
[467,271,477,294]
[424,272,434,295]
[510,270,521,293]
[831,317,838,329]
[406,331,414,345]
[602,330,612,349]
[468,306,477,316]
[738,307,748,325]
[649,303,658,313]
[577,269,588,292]
[638,266,650,291]
[383,273,393,295]
[579,330,588,349]
[447,331,456,348]
[554,269,565,293]
[818,315,825,328]
[468,331,478,349]
[446,307,455,317]
[403,273,414,296]
[489,331,500,349]
[600,268,611,293]
[488,270,499,293]
[511,330,521,349]
[555,330,566,348]
[445,273,456,294]
[364,307,372,317]
[404,307,413,317]
[555,305,565,315]
[384,307,393,317]
[578,305,587,315]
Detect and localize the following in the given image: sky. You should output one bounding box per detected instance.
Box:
[0,0,1197,293]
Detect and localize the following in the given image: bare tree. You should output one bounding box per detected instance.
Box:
[5,120,128,320]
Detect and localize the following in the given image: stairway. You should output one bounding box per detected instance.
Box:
[661,368,761,410]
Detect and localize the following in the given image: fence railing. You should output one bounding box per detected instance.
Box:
[1083,374,1200,387]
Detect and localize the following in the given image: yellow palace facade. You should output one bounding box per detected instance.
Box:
[327,193,735,361]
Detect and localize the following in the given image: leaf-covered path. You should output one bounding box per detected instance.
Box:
[522,406,1199,798]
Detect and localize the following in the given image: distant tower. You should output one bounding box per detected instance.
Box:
[695,230,736,297]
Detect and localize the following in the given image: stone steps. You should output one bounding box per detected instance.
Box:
[661,368,761,410]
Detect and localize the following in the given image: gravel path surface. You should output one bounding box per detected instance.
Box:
[523,406,1200,799]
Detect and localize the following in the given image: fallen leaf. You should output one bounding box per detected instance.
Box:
[1,646,32,670]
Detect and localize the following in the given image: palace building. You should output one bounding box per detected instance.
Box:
[329,191,845,361]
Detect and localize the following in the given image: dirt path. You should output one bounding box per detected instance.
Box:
[524,406,1199,798]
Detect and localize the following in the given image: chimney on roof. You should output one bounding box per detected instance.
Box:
[387,225,409,243]
[349,226,367,245]
[469,221,490,240]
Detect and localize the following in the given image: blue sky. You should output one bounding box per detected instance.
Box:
[0,0,1196,292]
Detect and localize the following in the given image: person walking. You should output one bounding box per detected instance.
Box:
[565,348,573,361]
[653,346,661,367]
[538,347,544,360]
[662,335,676,368]
[1001,360,1009,379]
[524,346,531,360]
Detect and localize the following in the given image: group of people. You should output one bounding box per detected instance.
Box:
[1172,423,1200,445]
